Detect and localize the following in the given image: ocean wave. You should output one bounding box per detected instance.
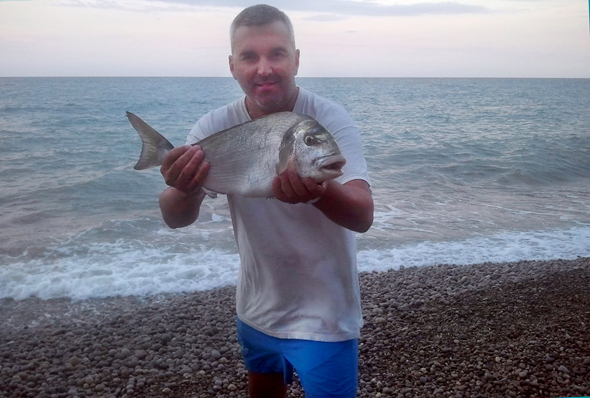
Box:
[1,226,588,301]
[2,77,590,301]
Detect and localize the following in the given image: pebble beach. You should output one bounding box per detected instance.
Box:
[1,257,589,398]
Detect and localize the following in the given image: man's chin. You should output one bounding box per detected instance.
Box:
[253,86,281,100]
[252,96,287,112]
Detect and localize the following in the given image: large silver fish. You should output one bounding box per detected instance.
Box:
[127,111,346,197]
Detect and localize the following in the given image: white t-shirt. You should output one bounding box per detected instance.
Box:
[187,87,370,342]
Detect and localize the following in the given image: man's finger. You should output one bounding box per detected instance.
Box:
[188,161,210,194]
[278,172,296,200]
[286,168,310,198]
[162,145,192,170]
[163,146,205,189]
[162,146,193,182]
[302,178,326,197]
[272,177,285,200]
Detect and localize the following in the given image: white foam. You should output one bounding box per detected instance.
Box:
[357,227,590,273]
[1,227,589,301]
[0,241,240,301]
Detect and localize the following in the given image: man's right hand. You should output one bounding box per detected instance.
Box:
[161,145,210,196]
[159,145,210,229]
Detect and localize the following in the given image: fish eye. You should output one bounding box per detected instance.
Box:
[304,135,318,146]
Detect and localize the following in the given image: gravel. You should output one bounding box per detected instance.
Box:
[1,257,589,397]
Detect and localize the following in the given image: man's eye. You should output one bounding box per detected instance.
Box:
[270,51,285,60]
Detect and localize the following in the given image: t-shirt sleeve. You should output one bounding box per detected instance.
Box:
[331,123,371,187]
[296,90,370,187]
[186,119,207,145]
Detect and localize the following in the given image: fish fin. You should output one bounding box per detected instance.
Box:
[203,188,218,199]
[126,111,175,170]
[276,153,298,176]
[276,128,296,175]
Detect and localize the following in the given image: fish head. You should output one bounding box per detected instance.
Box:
[278,117,346,183]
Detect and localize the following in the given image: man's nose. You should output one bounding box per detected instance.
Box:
[257,58,273,76]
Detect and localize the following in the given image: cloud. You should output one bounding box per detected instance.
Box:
[295,1,490,18]
[60,0,491,16]
[53,0,195,12]
[302,14,349,22]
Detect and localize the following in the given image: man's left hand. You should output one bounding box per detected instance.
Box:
[272,168,326,204]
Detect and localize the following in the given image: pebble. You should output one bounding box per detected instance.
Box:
[1,258,589,397]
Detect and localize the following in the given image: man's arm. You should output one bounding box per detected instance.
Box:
[313,179,373,233]
[272,169,374,233]
[159,145,210,229]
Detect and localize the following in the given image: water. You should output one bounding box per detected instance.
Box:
[1,77,589,300]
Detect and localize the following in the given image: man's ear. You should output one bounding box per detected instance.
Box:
[229,55,236,79]
[295,49,300,75]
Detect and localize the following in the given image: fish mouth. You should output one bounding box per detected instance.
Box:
[315,154,346,177]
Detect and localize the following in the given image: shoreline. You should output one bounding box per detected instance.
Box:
[1,257,589,397]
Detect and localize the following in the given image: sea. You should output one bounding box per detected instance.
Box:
[1,77,589,301]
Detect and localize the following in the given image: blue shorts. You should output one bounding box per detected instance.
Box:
[236,318,358,398]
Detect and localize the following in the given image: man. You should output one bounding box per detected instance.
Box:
[159,4,373,397]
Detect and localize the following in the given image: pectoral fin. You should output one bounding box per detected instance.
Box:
[276,131,296,175]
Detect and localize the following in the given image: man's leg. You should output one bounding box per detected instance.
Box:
[283,338,358,398]
[248,371,287,398]
[237,319,293,397]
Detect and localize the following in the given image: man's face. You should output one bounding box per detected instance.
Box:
[229,21,300,118]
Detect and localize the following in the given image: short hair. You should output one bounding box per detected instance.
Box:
[230,4,296,52]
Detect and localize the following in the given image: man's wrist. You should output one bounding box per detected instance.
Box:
[171,187,205,202]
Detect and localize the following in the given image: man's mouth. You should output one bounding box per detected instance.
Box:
[255,80,277,88]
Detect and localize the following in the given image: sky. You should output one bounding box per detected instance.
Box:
[0,0,588,77]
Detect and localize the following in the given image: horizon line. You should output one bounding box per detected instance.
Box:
[1,75,588,79]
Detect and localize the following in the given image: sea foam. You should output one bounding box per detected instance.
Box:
[1,227,588,301]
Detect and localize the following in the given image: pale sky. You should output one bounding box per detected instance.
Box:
[0,0,588,77]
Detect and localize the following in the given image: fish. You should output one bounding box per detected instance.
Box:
[126,111,346,197]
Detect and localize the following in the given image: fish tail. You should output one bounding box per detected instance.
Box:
[126,111,175,170]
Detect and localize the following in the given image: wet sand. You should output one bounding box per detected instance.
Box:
[1,257,589,397]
